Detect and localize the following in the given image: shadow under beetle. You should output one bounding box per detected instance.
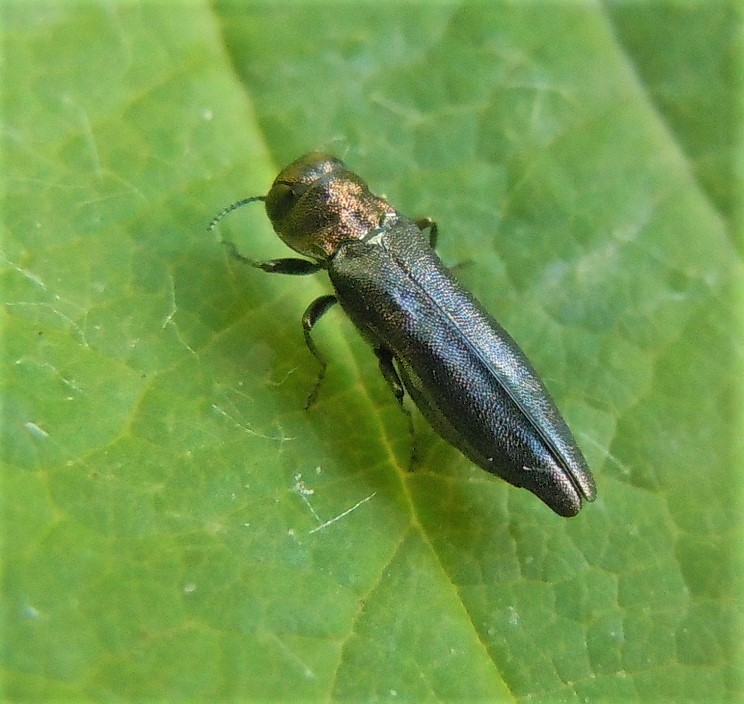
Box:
[209,152,597,517]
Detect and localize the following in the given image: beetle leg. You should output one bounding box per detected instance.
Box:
[302,294,338,409]
[413,221,473,275]
[374,346,418,469]
[373,346,404,406]
[253,258,322,275]
[415,216,439,250]
[223,240,321,275]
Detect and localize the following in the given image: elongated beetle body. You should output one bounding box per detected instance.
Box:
[210,152,596,516]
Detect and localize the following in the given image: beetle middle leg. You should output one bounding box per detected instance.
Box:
[374,346,418,469]
[373,346,405,406]
[415,217,439,250]
[302,294,338,409]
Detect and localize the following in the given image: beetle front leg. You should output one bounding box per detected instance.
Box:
[415,217,439,250]
[223,240,322,275]
[415,217,472,274]
[302,294,338,409]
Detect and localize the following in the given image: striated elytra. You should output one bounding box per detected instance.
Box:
[209,152,596,517]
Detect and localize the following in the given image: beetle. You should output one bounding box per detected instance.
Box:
[209,152,596,516]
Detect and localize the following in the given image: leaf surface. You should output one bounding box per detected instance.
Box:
[2,2,741,701]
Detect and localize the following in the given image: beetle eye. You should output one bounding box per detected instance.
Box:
[277,180,309,198]
[267,180,310,221]
[279,186,299,208]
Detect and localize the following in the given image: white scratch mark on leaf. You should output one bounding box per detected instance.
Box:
[265,367,298,387]
[211,403,272,440]
[578,430,629,475]
[24,421,49,439]
[15,357,85,394]
[161,272,197,356]
[0,253,47,290]
[293,473,321,522]
[266,632,316,680]
[212,387,295,445]
[5,301,89,346]
[309,492,377,534]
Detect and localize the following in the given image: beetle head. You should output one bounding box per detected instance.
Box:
[265,152,394,261]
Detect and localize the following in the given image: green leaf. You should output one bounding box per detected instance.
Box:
[2,2,741,702]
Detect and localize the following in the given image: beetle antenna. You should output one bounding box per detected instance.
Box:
[207,195,266,231]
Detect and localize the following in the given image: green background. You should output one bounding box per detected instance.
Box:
[2,1,742,701]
